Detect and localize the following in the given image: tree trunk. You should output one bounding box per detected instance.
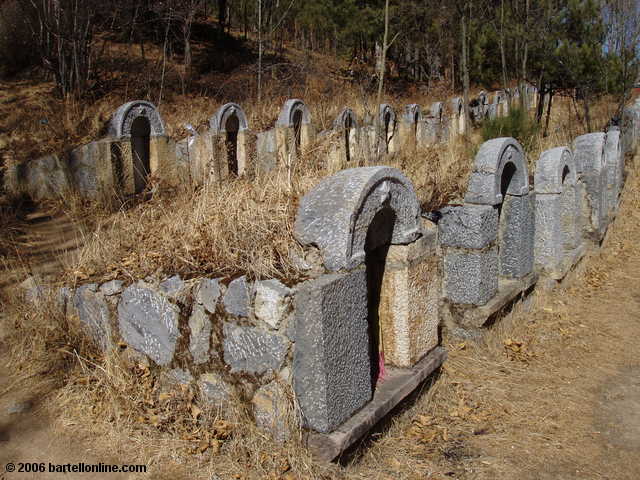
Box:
[257,0,262,105]
[543,91,554,137]
[374,0,391,162]
[461,1,470,136]
[500,0,507,91]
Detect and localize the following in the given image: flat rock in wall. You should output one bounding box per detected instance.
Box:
[73,284,112,349]
[222,323,289,375]
[223,276,252,317]
[254,279,292,329]
[189,304,211,364]
[118,282,181,366]
[199,372,232,405]
[195,278,221,314]
[253,380,291,442]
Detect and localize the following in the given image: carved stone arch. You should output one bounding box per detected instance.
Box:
[333,108,358,130]
[108,100,165,138]
[403,104,421,123]
[277,99,311,127]
[294,166,421,271]
[465,137,530,205]
[209,103,249,133]
[535,147,577,194]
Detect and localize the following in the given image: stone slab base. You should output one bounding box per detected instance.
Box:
[458,271,539,328]
[305,346,447,462]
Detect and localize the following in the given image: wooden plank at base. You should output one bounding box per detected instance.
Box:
[306,346,447,461]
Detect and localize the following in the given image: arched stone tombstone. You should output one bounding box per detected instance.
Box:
[276,99,313,156]
[397,104,421,149]
[332,108,358,165]
[210,103,250,177]
[573,132,607,239]
[534,147,582,278]
[451,97,465,135]
[293,167,441,434]
[430,102,443,122]
[603,128,623,218]
[379,104,396,153]
[108,100,170,195]
[442,138,533,312]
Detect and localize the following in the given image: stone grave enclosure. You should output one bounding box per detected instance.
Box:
[5,85,535,202]
[13,90,640,461]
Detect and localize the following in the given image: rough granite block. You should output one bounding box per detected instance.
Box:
[254,279,292,329]
[293,270,371,433]
[439,204,498,249]
[73,284,112,349]
[499,193,535,279]
[199,372,232,405]
[222,323,289,375]
[223,276,252,317]
[118,282,180,366]
[195,278,221,314]
[189,304,211,364]
[253,380,291,442]
[534,194,563,273]
[444,247,498,306]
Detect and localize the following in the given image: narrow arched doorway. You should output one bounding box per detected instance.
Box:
[225,114,240,175]
[130,116,151,194]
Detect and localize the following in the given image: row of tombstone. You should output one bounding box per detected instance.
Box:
[287,99,634,456]
[3,84,540,202]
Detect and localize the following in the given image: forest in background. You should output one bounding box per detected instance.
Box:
[0,0,639,130]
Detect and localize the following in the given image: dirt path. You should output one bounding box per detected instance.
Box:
[0,207,142,480]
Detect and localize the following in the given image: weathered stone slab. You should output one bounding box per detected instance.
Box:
[444,247,498,306]
[73,284,112,349]
[199,372,232,405]
[254,279,292,329]
[534,194,563,273]
[293,270,371,433]
[498,193,535,279]
[118,282,180,366]
[306,346,446,461]
[379,251,440,367]
[195,278,221,314]
[253,380,291,442]
[439,204,498,249]
[223,276,252,317]
[100,280,123,296]
[189,304,211,364]
[222,323,289,375]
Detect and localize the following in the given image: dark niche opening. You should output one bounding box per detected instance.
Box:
[364,206,397,394]
[225,113,240,176]
[130,116,151,194]
[562,164,570,184]
[344,114,353,163]
[292,109,303,154]
[384,111,392,148]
